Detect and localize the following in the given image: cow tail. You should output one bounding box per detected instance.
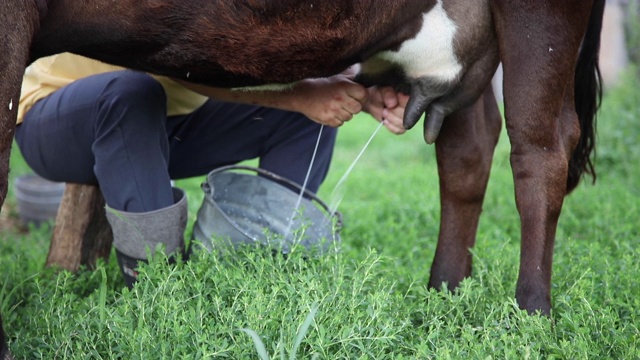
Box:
[568,0,606,193]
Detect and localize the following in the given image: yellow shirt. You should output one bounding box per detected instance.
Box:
[18,53,208,124]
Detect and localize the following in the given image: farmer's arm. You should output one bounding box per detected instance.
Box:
[174,75,367,128]
[175,72,408,133]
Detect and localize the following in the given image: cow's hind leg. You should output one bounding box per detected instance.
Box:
[491,0,595,315]
[0,1,40,358]
[428,86,501,291]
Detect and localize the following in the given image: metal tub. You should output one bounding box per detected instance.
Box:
[192,165,341,254]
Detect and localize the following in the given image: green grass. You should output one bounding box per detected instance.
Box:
[1,70,639,359]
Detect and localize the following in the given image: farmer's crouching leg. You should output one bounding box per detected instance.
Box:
[90,71,183,288]
[106,188,187,288]
[16,70,180,287]
[165,102,337,194]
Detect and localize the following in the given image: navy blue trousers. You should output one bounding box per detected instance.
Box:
[15,71,337,212]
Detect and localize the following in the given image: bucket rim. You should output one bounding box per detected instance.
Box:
[14,191,63,204]
[14,173,65,192]
[203,165,343,231]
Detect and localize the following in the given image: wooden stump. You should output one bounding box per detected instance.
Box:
[46,183,113,272]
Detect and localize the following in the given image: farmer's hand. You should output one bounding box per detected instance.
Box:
[291,75,368,127]
[362,86,410,135]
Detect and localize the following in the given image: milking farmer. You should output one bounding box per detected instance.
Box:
[15,53,408,287]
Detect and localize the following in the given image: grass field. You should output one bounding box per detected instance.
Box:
[0,71,638,359]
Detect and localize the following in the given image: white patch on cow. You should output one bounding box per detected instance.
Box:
[378,0,462,82]
[8,99,12,111]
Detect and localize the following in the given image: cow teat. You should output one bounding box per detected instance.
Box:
[403,77,457,144]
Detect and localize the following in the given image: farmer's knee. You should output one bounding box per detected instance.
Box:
[101,71,166,114]
[95,71,168,134]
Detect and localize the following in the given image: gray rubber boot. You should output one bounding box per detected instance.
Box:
[105,187,188,288]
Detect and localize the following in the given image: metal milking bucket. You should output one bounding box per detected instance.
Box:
[191,165,342,254]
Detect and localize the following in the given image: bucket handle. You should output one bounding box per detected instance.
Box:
[203,165,343,229]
